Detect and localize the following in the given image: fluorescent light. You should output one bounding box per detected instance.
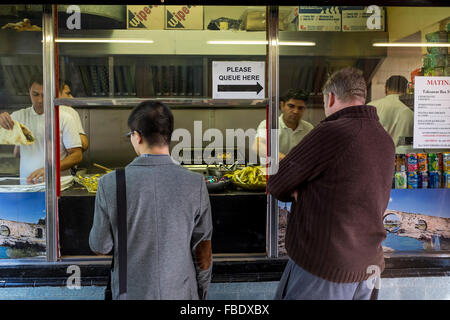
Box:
[207,40,267,45]
[373,42,450,47]
[207,40,315,46]
[55,38,154,43]
[279,41,315,46]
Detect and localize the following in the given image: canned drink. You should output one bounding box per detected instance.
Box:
[419,172,429,188]
[429,171,441,188]
[444,152,450,172]
[395,154,406,172]
[407,153,418,172]
[417,153,428,172]
[428,153,439,171]
[395,172,407,189]
[444,172,450,189]
[438,153,443,172]
[407,171,419,189]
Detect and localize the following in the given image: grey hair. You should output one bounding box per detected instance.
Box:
[322,67,367,103]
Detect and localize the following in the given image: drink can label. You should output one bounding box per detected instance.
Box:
[417,153,428,172]
[444,172,450,189]
[429,171,440,188]
[406,153,418,172]
[419,172,428,189]
[407,171,418,189]
[438,153,443,172]
[428,153,439,171]
[443,152,450,172]
[395,172,407,189]
[395,154,406,172]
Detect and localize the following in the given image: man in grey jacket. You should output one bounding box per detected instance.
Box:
[89,101,213,300]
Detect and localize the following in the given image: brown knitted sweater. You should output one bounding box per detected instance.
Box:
[268,105,395,283]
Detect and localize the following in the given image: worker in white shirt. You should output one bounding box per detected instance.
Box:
[0,73,82,184]
[368,75,413,152]
[58,79,89,151]
[252,89,314,161]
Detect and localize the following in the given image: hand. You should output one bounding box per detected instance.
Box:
[0,112,14,130]
[27,168,45,184]
[292,191,298,201]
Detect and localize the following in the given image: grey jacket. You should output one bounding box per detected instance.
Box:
[89,155,213,300]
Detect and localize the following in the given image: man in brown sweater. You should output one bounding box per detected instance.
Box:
[268,67,395,300]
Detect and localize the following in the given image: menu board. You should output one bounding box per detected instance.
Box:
[413,76,450,149]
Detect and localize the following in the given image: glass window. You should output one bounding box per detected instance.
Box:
[277,5,450,257]
[0,5,47,259]
[55,5,269,257]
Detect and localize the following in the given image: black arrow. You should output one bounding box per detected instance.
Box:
[218,82,263,94]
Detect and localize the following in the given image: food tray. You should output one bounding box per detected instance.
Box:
[232,181,266,191]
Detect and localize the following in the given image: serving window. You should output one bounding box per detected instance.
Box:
[276,6,450,257]
[0,4,448,263]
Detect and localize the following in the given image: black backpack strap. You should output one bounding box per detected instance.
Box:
[116,168,127,297]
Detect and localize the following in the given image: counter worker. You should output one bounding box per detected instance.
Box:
[368,75,413,152]
[252,89,314,211]
[12,79,89,159]
[252,89,314,162]
[58,79,89,151]
[0,72,83,184]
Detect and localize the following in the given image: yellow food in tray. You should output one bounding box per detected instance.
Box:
[74,174,102,193]
[224,166,267,190]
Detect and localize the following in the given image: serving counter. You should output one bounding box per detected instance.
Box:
[58,183,267,257]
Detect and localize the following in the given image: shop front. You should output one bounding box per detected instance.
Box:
[0,2,449,298]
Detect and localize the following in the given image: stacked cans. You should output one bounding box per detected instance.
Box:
[394,154,407,189]
[394,152,450,189]
[406,153,419,189]
[443,152,450,188]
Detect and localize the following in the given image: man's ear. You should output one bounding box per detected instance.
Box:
[279,101,284,110]
[136,132,143,144]
[327,92,335,109]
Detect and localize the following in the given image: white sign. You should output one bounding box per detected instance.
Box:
[212,61,265,99]
[414,76,450,149]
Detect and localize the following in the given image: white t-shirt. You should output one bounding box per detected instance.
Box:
[11,106,82,180]
[256,114,314,156]
[60,105,85,135]
[368,94,414,152]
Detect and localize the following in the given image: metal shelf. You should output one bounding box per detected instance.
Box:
[54,97,268,108]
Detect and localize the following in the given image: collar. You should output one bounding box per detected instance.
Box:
[322,105,379,123]
[279,114,304,132]
[31,105,41,116]
[128,154,176,167]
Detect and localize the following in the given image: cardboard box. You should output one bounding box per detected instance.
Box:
[240,9,285,31]
[298,6,341,32]
[165,5,203,30]
[342,6,385,32]
[127,5,165,30]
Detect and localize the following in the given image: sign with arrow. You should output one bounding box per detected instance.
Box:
[213,61,265,99]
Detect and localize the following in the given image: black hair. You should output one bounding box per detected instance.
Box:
[280,89,309,103]
[385,75,408,94]
[59,78,72,91]
[127,101,174,147]
[28,72,43,89]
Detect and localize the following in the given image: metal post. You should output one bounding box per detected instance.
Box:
[266,6,279,259]
[43,5,58,262]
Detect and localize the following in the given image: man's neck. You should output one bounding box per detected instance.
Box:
[282,114,299,131]
[386,90,402,96]
[33,105,43,115]
[139,145,170,156]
